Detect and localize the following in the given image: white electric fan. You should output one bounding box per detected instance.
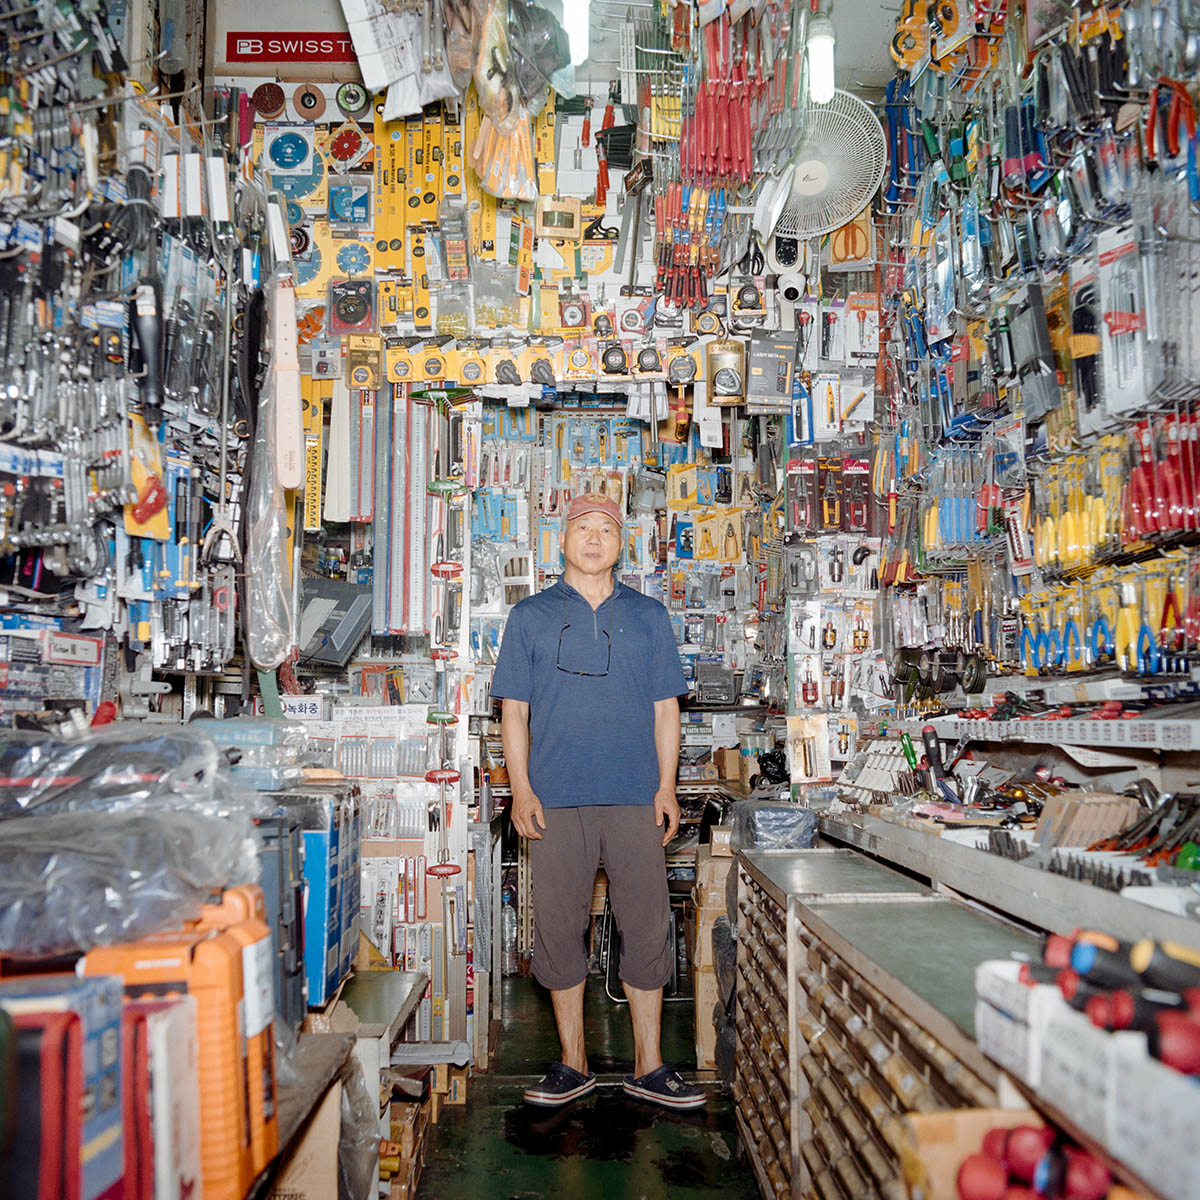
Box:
[762,89,888,241]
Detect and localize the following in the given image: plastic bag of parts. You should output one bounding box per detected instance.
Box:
[714,1012,737,1084]
[444,0,477,89]
[472,261,523,329]
[713,915,736,1008]
[467,107,538,202]
[273,1019,302,1091]
[731,800,818,851]
[0,723,223,815]
[0,724,262,888]
[245,272,297,671]
[474,0,520,129]
[0,809,256,957]
[507,0,571,107]
[338,1053,379,1200]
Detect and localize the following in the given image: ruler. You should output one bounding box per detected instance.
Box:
[371,382,392,634]
[406,398,430,633]
[396,386,415,633]
[301,376,326,532]
[360,390,376,521]
[324,377,351,522]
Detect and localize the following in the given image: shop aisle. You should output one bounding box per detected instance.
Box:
[418,977,758,1199]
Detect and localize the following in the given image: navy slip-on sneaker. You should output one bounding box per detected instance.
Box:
[523,1062,597,1107]
[622,1063,707,1109]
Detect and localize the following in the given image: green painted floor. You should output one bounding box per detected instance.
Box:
[417,977,761,1200]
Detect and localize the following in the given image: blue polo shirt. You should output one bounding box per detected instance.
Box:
[490,579,688,808]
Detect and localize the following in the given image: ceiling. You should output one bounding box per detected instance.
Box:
[829,0,906,95]
[565,0,905,100]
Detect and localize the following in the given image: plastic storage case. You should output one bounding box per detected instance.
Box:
[253,814,307,1033]
[0,973,125,1200]
[82,930,253,1200]
[188,885,279,1177]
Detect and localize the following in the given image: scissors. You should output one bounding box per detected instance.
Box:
[831,217,870,263]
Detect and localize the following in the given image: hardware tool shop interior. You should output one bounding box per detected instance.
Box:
[2,0,1200,1197]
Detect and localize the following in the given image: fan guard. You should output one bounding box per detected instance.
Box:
[774,89,888,239]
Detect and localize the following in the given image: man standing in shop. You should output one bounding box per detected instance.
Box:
[490,492,706,1111]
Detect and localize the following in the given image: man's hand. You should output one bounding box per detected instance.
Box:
[654,787,680,847]
[511,788,547,840]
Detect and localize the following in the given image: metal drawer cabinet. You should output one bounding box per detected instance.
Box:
[734,850,1038,1200]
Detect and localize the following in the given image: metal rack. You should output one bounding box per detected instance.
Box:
[891,712,1200,752]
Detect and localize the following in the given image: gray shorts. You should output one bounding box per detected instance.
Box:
[529,805,672,992]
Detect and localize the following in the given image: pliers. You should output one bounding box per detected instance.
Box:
[1146,76,1197,165]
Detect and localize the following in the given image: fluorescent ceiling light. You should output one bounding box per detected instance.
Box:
[807,11,836,105]
[563,0,591,66]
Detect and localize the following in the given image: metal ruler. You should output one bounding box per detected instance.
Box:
[406,399,431,633]
[389,385,409,631]
[371,384,392,634]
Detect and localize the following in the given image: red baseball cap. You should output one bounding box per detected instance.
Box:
[565,492,624,527]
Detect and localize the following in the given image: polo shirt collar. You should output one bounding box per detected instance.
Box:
[559,578,623,607]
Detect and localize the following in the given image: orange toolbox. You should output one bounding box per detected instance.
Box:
[81,928,254,1200]
[188,884,279,1175]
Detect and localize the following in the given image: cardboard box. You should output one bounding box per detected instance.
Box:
[1034,791,1140,849]
[714,748,740,780]
[973,960,1067,1087]
[738,752,760,791]
[389,1097,431,1161]
[693,967,720,1070]
[446,1065,468,1105]
[691,901,723,973]
[1039,1007,1142,1144]
[710,825,733,856]
[268,1080,342,1200]
[900,1109,1042,1200]
[695,844,734,894]
[974,1000,1038,1086]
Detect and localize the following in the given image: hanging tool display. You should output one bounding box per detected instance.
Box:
[877,0,1200,706]
[0,0,304,723]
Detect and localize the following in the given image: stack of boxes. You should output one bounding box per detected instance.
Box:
[253,814,308,1032]
[679,712,741,782]
[383,1084,435,1199]
[269,781,363,1007]
[691,839,734,1070]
